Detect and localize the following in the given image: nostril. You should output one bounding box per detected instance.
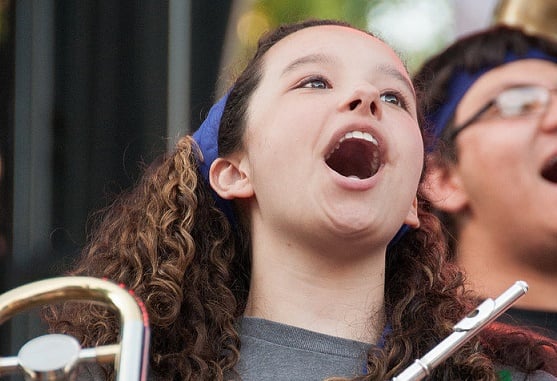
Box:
[370,102,377,115]
[349,99,361,111]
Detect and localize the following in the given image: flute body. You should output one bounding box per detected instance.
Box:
[392,280,528,381]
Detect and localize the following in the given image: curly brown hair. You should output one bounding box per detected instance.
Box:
[44,20,557,380]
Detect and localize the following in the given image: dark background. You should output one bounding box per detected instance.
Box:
[0,0,231,358]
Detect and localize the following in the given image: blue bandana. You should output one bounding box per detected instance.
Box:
[192,92,237,225]
[426,48,557,141]
[192,92,409,245]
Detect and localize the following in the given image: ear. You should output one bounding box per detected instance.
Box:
[423,157,468,213]
[403,196,420,228]
[209,157,254,200]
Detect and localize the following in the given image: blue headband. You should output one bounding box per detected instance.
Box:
[192,92,409,247]
[192,92,237,225]
[427,48,557,141]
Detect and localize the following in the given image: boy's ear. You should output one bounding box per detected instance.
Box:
[423,157,468,213]
[404,196,420,228]
[209,157,254,200]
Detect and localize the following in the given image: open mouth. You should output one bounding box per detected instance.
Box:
[325,131,381,180]
[541,155,557,183]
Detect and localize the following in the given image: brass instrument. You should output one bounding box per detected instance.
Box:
[494,0,557,41]
[0,276,150,381]
[392,281,528,381]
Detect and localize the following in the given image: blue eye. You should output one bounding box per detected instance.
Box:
[300,77,329,89]
[381,92,404,107]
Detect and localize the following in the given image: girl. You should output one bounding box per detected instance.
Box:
[46,20,556,380]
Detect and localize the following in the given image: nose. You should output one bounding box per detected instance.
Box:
[341,84,383,119]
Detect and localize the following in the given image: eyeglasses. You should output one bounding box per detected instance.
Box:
[448,85,556,141]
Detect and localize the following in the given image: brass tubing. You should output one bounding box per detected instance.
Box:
[0,277,150,381]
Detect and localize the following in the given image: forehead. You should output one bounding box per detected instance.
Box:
[260,24,409,80]
[462,59,557,101]
[455,59,557,121]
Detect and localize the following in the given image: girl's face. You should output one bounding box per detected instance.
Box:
[451,59,557,258]
[229,25,423,251]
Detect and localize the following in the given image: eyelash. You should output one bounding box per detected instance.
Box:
[297,75,331,89]
[380,90,410,111]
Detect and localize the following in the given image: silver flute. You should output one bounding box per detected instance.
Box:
[392,280,528,381]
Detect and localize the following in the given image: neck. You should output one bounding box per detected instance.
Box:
[245,227,386,344]
[457,223,557,312]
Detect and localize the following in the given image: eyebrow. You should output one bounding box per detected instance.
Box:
[280,53,337,77]
[376,64,416,98]
[280,53,416,99]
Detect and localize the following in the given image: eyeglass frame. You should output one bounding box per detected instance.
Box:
[446,85,556,142]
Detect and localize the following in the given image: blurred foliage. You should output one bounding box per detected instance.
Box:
[255,0,372,28]
[228,0,373,71]
[0,0,10,46]
[364,0,454,72]
[224,0,453,79]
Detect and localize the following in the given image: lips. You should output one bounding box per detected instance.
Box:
[325,131,381,179]
[541,155,557,183]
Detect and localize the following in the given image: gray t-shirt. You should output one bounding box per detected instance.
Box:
[234,317,372,381]
[234,317,557,381]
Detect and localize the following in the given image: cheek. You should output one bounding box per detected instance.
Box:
[253,113,318,157]
[460,132,524,168]
[243,123,295,181]
[399,121,424,168]
[456,133,528,194]
[410,143,425,184]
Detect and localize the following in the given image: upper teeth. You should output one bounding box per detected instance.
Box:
[327,130,378,158]
[339,131,377,145]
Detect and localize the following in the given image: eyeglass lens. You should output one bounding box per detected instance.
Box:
[495,86,550,117]
[447,86,553,142]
